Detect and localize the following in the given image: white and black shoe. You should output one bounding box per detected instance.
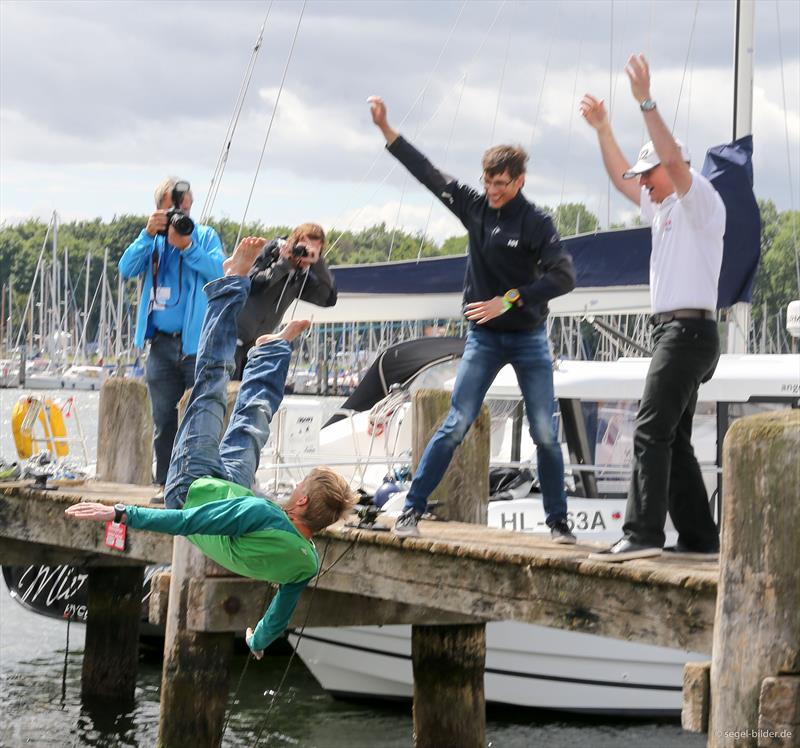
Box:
[550,519,577,545]
[393,507,422,538]
[588,538,662,562]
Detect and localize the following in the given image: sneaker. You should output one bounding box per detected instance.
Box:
[588,537,662,562]
[550,519,577,545]
[149,486,165,505]
[393,507,422,538]
[664,542,719,559]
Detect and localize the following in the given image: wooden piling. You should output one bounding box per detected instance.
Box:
[410,389,490,524]
[410,389,490,748]
[96,377,154,485]
[158,540,234,748]
[80,377,154,702]
[158,384,240,748]
[709,410,800,748]
[81,566,144,702]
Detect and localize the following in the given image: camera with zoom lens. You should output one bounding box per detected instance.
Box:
[292,243,310,258]
[164,180,194,237]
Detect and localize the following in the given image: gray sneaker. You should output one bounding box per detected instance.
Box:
[393,508,422,537]
[588,538,662,562]
[550,519,577,545]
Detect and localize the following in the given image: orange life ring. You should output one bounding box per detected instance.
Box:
[11,396,70,459]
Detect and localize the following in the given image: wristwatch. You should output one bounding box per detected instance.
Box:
[502,289,522,311]
[639,98,657,112]
[113,503,127,524]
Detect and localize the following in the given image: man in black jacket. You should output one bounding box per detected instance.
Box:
[368,96,577,540]
[234,222,337,379]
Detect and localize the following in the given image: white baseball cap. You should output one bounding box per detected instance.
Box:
[622,139,691,179]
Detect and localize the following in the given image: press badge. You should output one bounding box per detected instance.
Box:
[150,286,171,311]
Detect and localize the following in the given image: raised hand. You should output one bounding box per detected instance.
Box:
[367,95,388,128]
[367,96,399,145]
[579,94,609,131]
[625,53,651,104]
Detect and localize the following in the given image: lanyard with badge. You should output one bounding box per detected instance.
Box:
[149,180,193,312]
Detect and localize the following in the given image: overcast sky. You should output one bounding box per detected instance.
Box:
[1,0,798,246]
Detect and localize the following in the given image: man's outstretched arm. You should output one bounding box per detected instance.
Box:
[246,579,310,658]
[626,54,692,197]
[579,94,640,206]
[368,95,481,225]
[65,497,276,536]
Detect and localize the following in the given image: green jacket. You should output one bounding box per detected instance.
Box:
[125,477,318,651]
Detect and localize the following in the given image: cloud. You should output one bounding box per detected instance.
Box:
[1,0,798,234]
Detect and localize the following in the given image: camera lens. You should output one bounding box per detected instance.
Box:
[292,244,309,258]
[170,211,195,236]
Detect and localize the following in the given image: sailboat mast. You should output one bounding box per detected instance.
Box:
[728,0,755,354]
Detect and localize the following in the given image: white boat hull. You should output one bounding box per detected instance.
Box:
[291,621,706,715]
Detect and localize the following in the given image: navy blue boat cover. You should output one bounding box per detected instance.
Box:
[331,137,759,309]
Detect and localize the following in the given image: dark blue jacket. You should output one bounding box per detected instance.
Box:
[388,136,575,331]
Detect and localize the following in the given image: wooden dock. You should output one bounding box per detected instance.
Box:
[0,383,796,748]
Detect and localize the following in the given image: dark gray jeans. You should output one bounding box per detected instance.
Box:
[145,333,197,485]
[623,318,720,550]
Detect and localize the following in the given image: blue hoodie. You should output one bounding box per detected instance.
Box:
[119,225,225,355]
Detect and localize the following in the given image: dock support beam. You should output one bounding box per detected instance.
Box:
[80,377,153,702]
[81,566,144,702]
[158,539,233,748]
[410,390,490,747]
[709,410,800,747]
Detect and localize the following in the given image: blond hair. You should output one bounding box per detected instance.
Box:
[303,466,356,532]
[154,176,183,207]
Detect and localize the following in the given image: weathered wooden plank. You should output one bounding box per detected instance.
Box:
[682,661,711,733]
[180,577,483,631]
[313,529,716,653]
[0,485,172,564]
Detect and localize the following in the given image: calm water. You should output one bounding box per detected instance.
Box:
[0,387,702,746]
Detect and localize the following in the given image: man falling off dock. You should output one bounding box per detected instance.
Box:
[66,238,356,657]
[368,96,577,542]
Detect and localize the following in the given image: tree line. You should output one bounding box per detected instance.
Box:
[0,200,797,344]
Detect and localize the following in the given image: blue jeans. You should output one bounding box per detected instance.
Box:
[404,324,567,526]
[145,334,197,485]
[164,275,291,509]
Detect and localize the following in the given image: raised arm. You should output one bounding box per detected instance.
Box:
[368,95,481,226]
[580,94,640,206]
[625,54,691,197]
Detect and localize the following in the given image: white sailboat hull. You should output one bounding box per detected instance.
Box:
[290,621,704,715]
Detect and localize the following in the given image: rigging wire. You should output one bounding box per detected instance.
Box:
[774,0,800,294]
[325,0,507,259]
[414,72,468,263]
[556,40,584,235]
[489,8,514,146]
[528,6,560,153]
[234,0,307,253]
[671,0,701,133]
[250,538,341,746]
[200,1,273,224]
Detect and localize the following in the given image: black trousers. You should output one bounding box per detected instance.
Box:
[623,318,721,550]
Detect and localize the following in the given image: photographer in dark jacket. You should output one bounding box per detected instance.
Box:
[368,95,576,541]
[234,222,337,379]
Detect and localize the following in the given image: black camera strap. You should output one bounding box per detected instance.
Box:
[150,235,184,310]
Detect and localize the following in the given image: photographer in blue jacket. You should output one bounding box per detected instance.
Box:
[119,177,225,498]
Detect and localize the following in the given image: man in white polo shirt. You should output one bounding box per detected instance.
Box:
[580,54,726,561]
